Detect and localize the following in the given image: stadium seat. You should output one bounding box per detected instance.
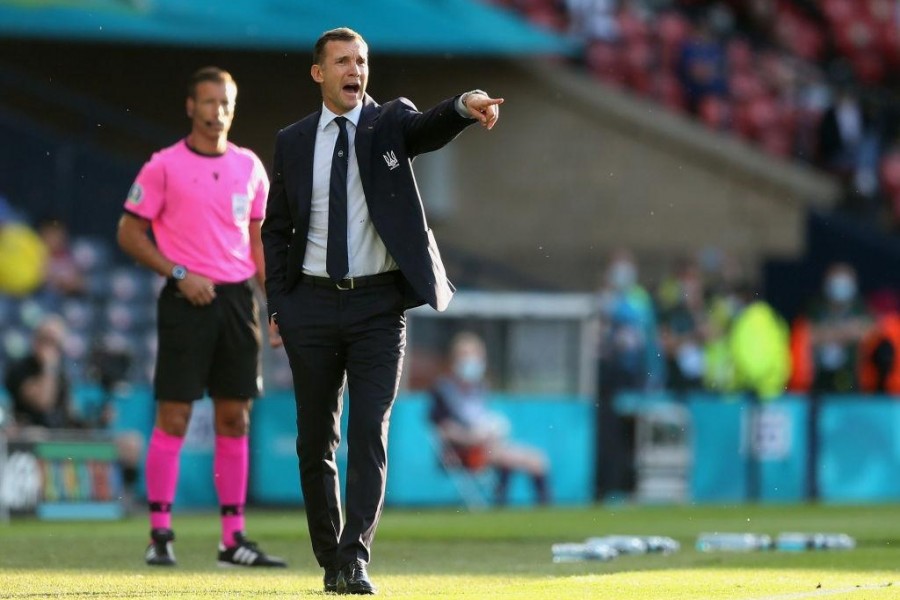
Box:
[59,297,96,333]
[585,40,626,87]
[653,71,687,113]
[698,95,730,131]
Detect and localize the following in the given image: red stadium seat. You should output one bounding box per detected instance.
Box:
[726,38,754,74]
[729,71,767,103]
[851,52,886,85]
[617,8,651,43]
[624,39,656,95]
[698,95,730,130]
[653,71,687,113]
[821,0,858,22]
[879,151,900,198]
[585,41,626,88]
[760,128,793,158]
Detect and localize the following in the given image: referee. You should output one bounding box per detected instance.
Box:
[117,66,285,568]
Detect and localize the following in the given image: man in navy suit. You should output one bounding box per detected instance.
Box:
[261,27,502,595]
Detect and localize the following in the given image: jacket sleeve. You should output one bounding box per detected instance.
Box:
[394,96,474,158]
[261,131,291,315]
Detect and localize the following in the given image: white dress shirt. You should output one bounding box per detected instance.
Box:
[304,96,476,278]
[304,103,398,278]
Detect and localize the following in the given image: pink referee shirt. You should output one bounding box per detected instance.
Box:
[124,140,269,284]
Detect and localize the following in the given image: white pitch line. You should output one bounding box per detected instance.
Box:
[747,582,895,600]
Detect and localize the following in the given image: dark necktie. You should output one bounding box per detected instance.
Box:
[327,116,349,283]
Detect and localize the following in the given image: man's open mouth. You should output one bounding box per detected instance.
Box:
[343,83,360,94]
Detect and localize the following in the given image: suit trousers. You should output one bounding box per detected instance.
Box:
[277,278,406,567]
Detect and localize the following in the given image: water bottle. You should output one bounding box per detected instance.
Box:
[551,542,617,563]
[641,535,681,554]
[776,532,814,551]
[585,536,648,555]
[815,533,856,550]
[696,533,773,552]
[776,533,856,551]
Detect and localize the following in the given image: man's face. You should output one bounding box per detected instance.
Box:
[311,39,369,115]
[186,80,237,138]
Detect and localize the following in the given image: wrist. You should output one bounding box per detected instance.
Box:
[171,264,187,281]
[461,89,487,110]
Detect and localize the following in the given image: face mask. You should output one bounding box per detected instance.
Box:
[608,262,636,290]
[454,357,486,383]
[826,274,856,303]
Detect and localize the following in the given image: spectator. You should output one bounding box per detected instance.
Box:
[703,281,791,399]
[596,249,663,391]
[566,0,620,42]
[805,262,874,393]
[594,249,661,499]
[37,218,86,297]
[3,314,142,503]
[726,283,791,400]
[657,259,709,393]
[429,332,550,506]
[816,82,883,215]
[676,13,728,113]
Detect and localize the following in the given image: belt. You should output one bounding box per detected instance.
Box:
[299,271,401,291]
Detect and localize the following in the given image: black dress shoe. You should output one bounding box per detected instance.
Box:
[324,566,339,593]
[336,559,377,595]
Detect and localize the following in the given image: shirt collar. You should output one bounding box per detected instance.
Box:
[319,103,362,131]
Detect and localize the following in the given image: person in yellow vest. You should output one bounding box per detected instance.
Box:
[703,283,791,400]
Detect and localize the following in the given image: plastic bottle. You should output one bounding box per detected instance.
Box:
[818,533,855,550]
[776,532,856,551]
[551,542,618,563]
[696,533,773,552]
[776,532,814,551]
[641,535,681,554]
[585,535,648,555]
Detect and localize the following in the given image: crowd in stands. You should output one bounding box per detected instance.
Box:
[0,200,297,428]
[493,0,900,228]
[595,246,900,402]
[1,201,896,413]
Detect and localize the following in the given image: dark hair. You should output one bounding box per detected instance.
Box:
[187,66,236,99]
[313,27,366,65]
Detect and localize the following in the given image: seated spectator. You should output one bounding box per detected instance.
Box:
[676,14,728,113]
[37,218,86,297]
[429,332,550,506]
[805,262,874,393]
[3,315,142,505]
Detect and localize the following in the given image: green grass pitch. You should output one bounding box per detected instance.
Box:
[0,503,897,599]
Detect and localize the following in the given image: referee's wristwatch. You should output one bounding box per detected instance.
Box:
[171,265,188,281]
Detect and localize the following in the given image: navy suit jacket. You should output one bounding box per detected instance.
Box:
[262,94,473,316]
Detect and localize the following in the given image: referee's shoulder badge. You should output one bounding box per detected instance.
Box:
[127,183,144,205]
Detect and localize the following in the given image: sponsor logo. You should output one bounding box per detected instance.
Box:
[127,183,143,205]
[232,193,250,222]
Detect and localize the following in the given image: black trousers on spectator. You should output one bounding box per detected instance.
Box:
[595,363,637,500]
[276,279,406,568]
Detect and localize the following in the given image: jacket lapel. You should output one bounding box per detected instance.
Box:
[355,95,378,201]
[289,112,319,220]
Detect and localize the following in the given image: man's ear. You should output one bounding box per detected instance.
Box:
[311,64,324,83]
[186,97,195,119]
